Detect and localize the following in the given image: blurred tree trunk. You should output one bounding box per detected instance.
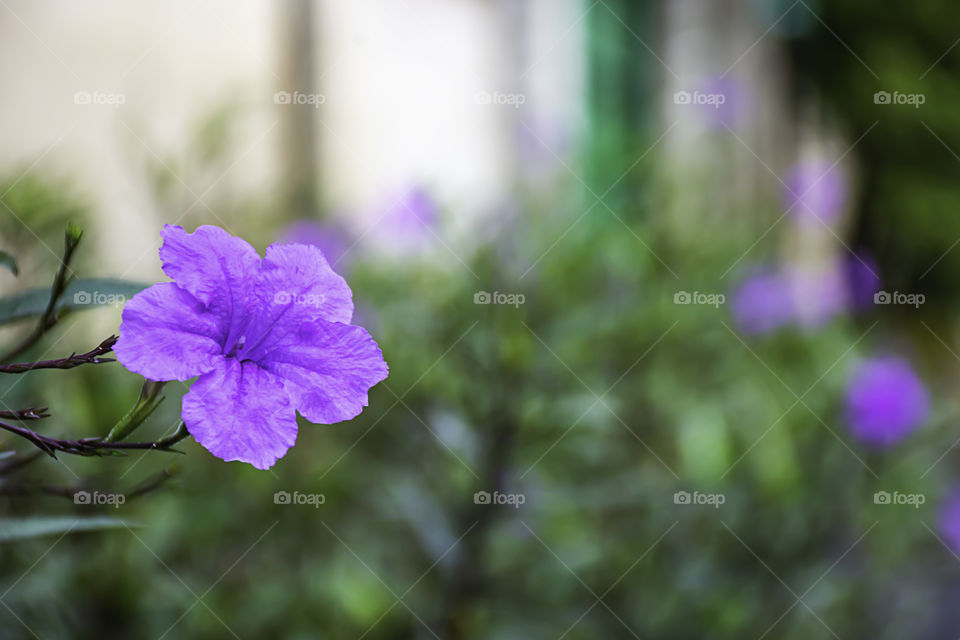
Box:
[282,0,320,219]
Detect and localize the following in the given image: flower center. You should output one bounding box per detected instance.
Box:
[225,335,246,358]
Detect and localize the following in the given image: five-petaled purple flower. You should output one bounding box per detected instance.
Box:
[114,225,389,469]
[844,356,929,448]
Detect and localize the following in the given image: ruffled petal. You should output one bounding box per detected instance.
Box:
[181,358,298,469]
[238,243,354,362]
[159,224,261,340]
[115,283,225,381]
[261,243,353,323]
[257,319,388,424]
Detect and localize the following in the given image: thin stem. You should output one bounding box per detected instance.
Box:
[0,407,50,421]
[0,336,117,374]
[81,423,191,451]
[126,464,179,500]
[0,464,179,500]
[0,450,45,475]
[0,420,191,458]
[0,226,82,362]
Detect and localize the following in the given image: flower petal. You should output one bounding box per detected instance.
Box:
[237,243,354,362]
[258,320,388,424]
[115,283,225,381]
[181,358,297,469]
[257,243,353,323]
[159,224,261,337]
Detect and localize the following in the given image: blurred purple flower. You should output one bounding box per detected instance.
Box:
[783,159,847,224]
[733,253,883,335]
[115,225,388,469]
[845,253,883,309]
[279,220,351,270]
[730,268,795,334]
[846,253,883,309]
[373,187,438,253]
[939,488,960,553]
[696,76,750,129]
[845,356,929,448]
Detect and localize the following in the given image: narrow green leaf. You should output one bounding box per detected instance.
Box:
[0,516,138,542]
[0,278,148,326]
[0,251,18,276]
[106,380,166,442]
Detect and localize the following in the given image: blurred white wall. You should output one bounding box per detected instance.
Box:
[0,0,281,278]
[0,0,586,279]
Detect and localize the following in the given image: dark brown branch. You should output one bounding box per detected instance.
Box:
[0,420,191,458]
[0,226,83,362]
[0,450,45,475]
[0,336,117,374]
[0,483,75,498]
[0,407,50,420]
[126,464,178,500]
[0,464,179,501]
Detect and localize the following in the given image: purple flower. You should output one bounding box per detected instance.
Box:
[696,76,750,129]
[279,220,351,270]
[114,225,389,469]
[845,356,929,448]
[939,488,960,553]
[372,187,438,254]
[732,255,883,335]
[783,159,847,224]
[845,253,882,310]
[730,268,795,334]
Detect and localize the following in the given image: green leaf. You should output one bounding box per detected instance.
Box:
[0,251,18,276]
[0,516,138,542]
[105,380,166,442]
[0,278,148,326]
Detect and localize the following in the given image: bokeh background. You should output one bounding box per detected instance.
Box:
[1,0,960,638]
